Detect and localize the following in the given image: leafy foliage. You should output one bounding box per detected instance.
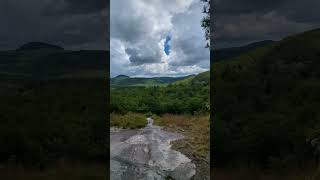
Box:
[212,29,320,170]
[110,71,210,115]
[0,78,107,166]
[201,0,210,48]
[0,47,108,167]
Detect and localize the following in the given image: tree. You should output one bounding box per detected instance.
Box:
[201,0,210,48]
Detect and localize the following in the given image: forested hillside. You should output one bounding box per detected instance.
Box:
[110,74,195,87]
[213,40,275,63]
[0,46,106,79]
[110,71,210,115]
[0,44,108,177]
[212,29,320,173]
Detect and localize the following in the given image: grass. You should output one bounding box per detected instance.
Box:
[154,114,210,159]
[155,114,210,179]
[110,113,210,158]
[110,112,147,129]
[0,162,107,180]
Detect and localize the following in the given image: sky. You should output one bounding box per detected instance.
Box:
[2,0,319,76]
[110,0,210,77]
[214,0,320,48]
[0,0,108,50]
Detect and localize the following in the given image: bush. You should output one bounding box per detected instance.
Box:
[111,112,147,129]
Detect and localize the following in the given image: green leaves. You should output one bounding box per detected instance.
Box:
[201,0,210,48]
[110,72,210,115]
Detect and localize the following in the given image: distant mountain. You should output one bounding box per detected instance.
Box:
[0,45,108,80]
[173,71,209,86]
[212,40,275,63]
[213,28,320,73]
[110,74,195,87]
[113,75,130,80]
[17,42,64,51]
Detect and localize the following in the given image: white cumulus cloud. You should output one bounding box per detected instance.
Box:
[110,0,209,77]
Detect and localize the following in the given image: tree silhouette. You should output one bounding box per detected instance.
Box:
[201,0,210,48]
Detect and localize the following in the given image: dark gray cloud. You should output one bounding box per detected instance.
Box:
[125,47,162,65]
[61,0,108,14]
[0,0,108,50]
[215,0,320,48]
[279,0,320,24]
[215,0,288,15]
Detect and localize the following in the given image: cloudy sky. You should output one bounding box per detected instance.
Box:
[110,0,210,77]
[0,0,108,50]
[3,0,319,76]
[215,0,320,48]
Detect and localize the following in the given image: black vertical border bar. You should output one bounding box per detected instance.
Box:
[210,0,214,178]
[106,0,111,179]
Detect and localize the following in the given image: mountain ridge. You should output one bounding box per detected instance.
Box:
[212,40,275,63]
[0,47,109,80]
[16,42,64,51]
[110,74,197,87]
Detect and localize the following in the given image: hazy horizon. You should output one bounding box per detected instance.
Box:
[111,72,201,79]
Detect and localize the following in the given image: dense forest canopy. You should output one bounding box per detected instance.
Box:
[110,71,210,115]
[0,47,108,166]
[212,29,320,168]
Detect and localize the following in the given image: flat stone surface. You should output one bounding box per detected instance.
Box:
[110,118,196,180]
